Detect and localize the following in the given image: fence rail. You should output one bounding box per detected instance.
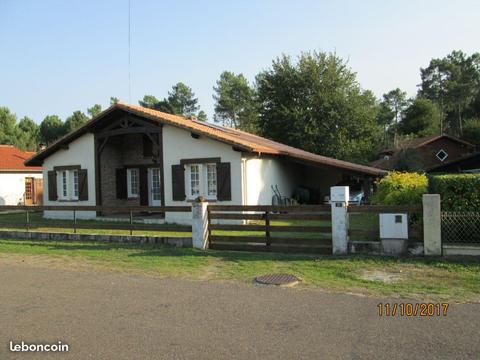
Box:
[207,204,332,254]
[0,205,192,235]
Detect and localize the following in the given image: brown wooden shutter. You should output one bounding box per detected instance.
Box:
[143,134,153,157]
[217,162,231,201]
[47,171,57,201]
[116,168,127,199]
[171,164,185,201]
[139,167,148,206]
[78,169,88,201]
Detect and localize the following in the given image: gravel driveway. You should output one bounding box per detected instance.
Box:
[0,258,479,359]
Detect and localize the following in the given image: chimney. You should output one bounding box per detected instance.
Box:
[39,143,46,151]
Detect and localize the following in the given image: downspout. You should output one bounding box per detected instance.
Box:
[241,158,248,205]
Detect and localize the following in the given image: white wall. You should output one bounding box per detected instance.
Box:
[162,125,242,224]
[43,133,96,219]
[243,157,298,206]
[0,172,42,205]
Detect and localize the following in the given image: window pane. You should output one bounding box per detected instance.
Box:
[73,170,79,198]
[206,164,217,196]
[62,171,67,197]
[190,165,200,196]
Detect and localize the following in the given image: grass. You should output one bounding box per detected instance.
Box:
[0,237,479,302]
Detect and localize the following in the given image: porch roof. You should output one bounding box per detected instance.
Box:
[25,102,386,177]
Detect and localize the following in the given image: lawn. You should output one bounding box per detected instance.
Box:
[0,238,478,302]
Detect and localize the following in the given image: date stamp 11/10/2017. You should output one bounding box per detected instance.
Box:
[377,303,449,317]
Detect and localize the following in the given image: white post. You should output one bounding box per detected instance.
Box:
[331,186,349,255]
[192,199,209,250]
[423,194,441,256]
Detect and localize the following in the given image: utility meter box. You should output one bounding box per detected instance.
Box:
[330,186,349,203]
[379,213,408,255]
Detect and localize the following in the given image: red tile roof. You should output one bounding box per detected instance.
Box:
[25,102,386,177]
[0,145,42,172]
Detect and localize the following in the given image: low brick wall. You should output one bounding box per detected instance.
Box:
[0,230,192,248]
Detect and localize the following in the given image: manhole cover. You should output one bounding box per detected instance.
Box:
[254,273,300,286]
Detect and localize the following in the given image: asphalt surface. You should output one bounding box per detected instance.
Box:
[0,260,479,360]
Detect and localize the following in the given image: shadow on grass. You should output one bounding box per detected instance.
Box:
[2,238,480,268]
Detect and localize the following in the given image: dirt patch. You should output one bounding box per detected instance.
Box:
[360,270,404,283]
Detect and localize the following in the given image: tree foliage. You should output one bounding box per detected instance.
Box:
[462,118,480,146]
[63,111,89,133]
[39,115,65,145]
[419,50,480,135]
[255,52,381,162]
[398,98,440,137]
[87,104,102,118]
[213,71,258,132]
[167,82,199,117]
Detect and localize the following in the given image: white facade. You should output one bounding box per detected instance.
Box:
[0,172,42,205]
[43,133,96,219]
[162,124,242,223]
[242,157,297,205]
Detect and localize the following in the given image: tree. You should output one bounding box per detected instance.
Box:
[213,71,258,131]
[462,119,480,146]
[64,111,89,133]
[87,104,102,118]
[139,95,160,109]
[16,116,39,151]
[380,88,409,147]
[39,115,65,145]
[398,98,440,137]
[167,82,199,117]
[256,52,381,163]
[0,107,17,145]
[419,50,480,135]
[196,110,208,122]
[110,97,120,105]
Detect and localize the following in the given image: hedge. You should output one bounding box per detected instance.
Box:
[428,174,480,211]
[371,172,428,206]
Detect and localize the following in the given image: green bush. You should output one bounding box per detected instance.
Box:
[429,174,480,211]
[372,172,428,206]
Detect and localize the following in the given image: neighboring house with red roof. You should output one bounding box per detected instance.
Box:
[25,102,386,223]
[0,145,43,205]
[370,135,476,171]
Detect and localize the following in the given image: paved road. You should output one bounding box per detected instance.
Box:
[0,261,479,360]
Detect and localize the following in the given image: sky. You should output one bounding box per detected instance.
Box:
[1,0,479,123]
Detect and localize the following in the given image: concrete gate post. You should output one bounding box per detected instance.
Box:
[192,198,209,250]
[330,186,349,255]
[423,194,442,256]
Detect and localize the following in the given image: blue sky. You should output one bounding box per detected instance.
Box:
[1,0,479,123]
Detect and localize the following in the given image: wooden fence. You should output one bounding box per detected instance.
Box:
[0,205,192,235]
[207,205,332,254]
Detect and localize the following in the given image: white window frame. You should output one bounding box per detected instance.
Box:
[436,149,448,162]
[71,170,79,200]
[127,168,139,198]
[57,170,68,200]
[185,163,217,200]
[205,163,217,199]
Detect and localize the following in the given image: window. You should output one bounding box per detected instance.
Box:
[61,171,68,198]
[72,170,79,200]
[189,165,200,197]
[206,164,217,197]
[436,149,448,162]
[186,163,217,199]
[127,168,139,198]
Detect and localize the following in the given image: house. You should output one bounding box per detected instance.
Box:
[0,145,43,205]
[25,102,386,224]
[427,152,480,173]
[371,135,476,171]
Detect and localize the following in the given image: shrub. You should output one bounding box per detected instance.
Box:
[428,174,480,211]
[372,172,428,206]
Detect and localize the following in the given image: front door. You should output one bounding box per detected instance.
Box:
[148,168,162,206]
[24,177,34,205]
